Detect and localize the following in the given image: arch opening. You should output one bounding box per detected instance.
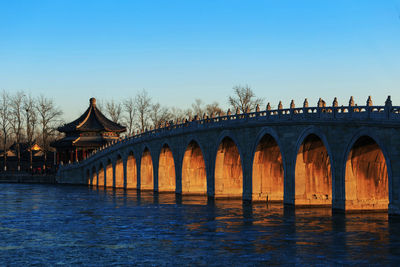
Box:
[295,134,332,206]
[98,163,104,187]
[115,155,124,188]
[158,144,176,192]
[91,166,97,186]
[215,137,243,198]
[252,134,284,201]
[86,169,90,185]
[140,148,154,190]
[126,152,137,189]
[182,141,207,195]
[106,159,113,187]
[345,136,388,210]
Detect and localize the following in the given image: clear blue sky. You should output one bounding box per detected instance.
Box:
[1,0,400,121]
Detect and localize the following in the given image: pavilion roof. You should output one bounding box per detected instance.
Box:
[58,98,126,133]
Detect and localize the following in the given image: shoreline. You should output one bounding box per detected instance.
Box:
[0,173,57,184]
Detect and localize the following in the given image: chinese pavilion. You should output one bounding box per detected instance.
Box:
[51,98,126,164]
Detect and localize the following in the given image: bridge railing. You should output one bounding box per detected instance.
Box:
[63,96,400,168]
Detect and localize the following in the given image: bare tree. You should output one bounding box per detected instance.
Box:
[10,91,25,171]
[0,91,11,171]
[228,85,264,113]
[105,99,123,123]
[36,95,63,170]
[23,94,37,145]
[134,89,152,132]
[123,97,135,136]
[191,99,205,116]
[150,103,171,128]
[206,101,222,117]
[169,107,186,122]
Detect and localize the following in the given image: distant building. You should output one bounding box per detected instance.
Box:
[0,141,55,173]
[51,98,126,164]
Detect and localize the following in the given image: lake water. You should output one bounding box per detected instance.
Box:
[0,184,399,266]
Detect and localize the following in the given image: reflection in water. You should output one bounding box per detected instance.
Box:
[0,184,398,265]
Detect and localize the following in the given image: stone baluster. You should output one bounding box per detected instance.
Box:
[385,95,392,119]
[332,97,338,107]
[236,107,240,115]
[278,101,283,110]
[227,109,231,116]
[366,96,373,107]
[256,104,260,113]
[303,98,309,108]
[349,96,355,107]
[266,103,271,111]
[318,98,323,108]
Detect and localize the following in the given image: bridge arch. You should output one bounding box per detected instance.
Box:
[140,146,154,191]
[181,139,207,195]
[98,162,105,187]
[344,130,391,211]
[114,154,124,188]
[91,165,97,186]
[294,127,334,206]
[86,169,90,185]
[214,132,244,198]
[251,127,285,202]
[105,158,113,187]
[126,151,137,189]
[158,143,176,192]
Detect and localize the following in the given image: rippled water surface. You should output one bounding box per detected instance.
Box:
[0,184,399,265]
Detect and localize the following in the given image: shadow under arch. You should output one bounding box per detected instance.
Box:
[115,154,124,188]
[214,133,244,199]
[182,139,207,195]
[140,146,154,191]
[251,128,285,202]
[294,127,334,206]
[344,131,391,211]
[126,150,137,189]
[106,158,113,187]
[158,143,176,192]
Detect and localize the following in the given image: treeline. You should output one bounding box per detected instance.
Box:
[0,90,63,169]
[99,85,263,136]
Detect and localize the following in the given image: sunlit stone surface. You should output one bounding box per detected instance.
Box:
[252,134,284,202]
[0,184,398,265]
[140,148,154,190]
[115,156,124,188]
[126,152,137,189]
[295,134,332,206]
[158,145,176,192]
[215,137,243,198]
[345,136,389,210]
[106,160,113,187]
[181,141,207,194]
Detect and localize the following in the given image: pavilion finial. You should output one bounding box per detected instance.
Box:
[90,97,96,107]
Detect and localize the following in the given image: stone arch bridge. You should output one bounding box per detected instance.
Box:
[58,96,400,214]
